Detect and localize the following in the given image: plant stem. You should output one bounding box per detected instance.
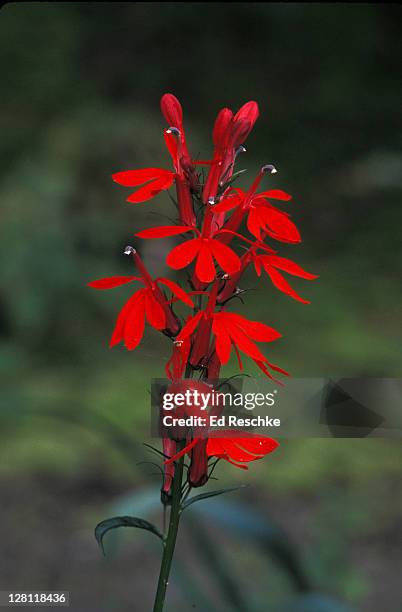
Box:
[153,441,185,612]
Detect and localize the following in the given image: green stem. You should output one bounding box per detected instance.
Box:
[153,441,185,612]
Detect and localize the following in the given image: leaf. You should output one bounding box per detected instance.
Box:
[181,486,246,511]
[94,515,163,555]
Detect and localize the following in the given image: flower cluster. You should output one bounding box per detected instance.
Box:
[89,94,317,496]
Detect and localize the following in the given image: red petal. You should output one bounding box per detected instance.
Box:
[264,360,289,376]
[123,290,146,350]
[227,325,268,363]
[206,440,250,469]
[209,239,241,276]
[233,342,243,370]
[257,206,301,244]
[195,242,216,283]
[88,276,140,290]
[230,436,279,460]
[109,292,142,348]
[144,291,166,329]
[112,168,171,186]
[207,434,278,462]
[212,194,242,213]
[126,174,175,204]
[263,264,310,304]
[164,438,200,465]
[176,311,203,341]
[167,238,201,270]
[212,315,232,365]
[157,277,194,307]
[246,207,263,240]
[164,131,179,166]
[264,256,318,279]
[230,314,282,342]
[253,256,262,277]
[255,360,288,383]
[258,189,292,201]
[206,437,229,457]
[136,225,195,239]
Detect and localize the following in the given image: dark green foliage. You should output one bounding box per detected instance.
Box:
[95,515,163,555]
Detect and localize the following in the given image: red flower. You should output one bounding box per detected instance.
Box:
[112,93,196,216]
[164,432,279,477]
[215,184,300,243]
[135,224,241,284]
[112,167,175,204]
[88,248,194,350]
[177,308,287,380]
[250,253,318,303]
[207,432,279,468]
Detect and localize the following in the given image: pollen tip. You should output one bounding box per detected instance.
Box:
[166,126,181,137]
[235,145,247,156]
[124,246,136,256]
[208,197,215,206]
[261,164,277,174]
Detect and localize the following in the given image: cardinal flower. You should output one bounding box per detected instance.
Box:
[177,305,287,379]
[112,94,197,226]
[164,432,279,481]
[88,247,194,349]
[214,165,300,245]
[112,167,176,204]
[250,253,318,303]
[135,220,241,284]
[203,101,259,204]
[218,247,317,305]
[207,433,279,468]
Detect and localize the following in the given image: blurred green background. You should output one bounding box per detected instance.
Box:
[0,3,401,611]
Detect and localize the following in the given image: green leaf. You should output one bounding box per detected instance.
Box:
[181,486,246,511]
[94,515,163,555]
